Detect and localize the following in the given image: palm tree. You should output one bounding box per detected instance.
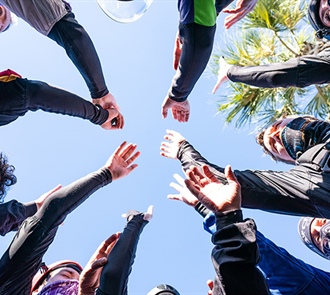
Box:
[211,0,330,128]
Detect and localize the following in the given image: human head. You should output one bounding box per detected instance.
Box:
[0,5,17,33]
[308,0,330,39]
[31,260,83,294]
[147,284,180,295]
[0,153,17,203]
[256,115,318,164]
[298,217,330,260]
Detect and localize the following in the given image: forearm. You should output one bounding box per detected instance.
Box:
[96,215,148,295]
[0,200,37,236]
[177,141,226,180]
[48,12,108,98]
[212,210,270,295]
[26,79,109,125]
[178,141,322,216]
[36,167,112,229]
[228,54,330,88]
[168,23,216,102]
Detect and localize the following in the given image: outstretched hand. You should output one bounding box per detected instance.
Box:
[184,165,241,213]
[79,233,120,295]
[160,129,186,159]
[161,97,190,122]
[223,0,258,29]
[212,57,232,94]
[168,173,198,207]
[34,184,62,210]
[105,142,140,181]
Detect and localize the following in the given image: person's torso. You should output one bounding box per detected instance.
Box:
[177,0,217,26]
[1,0,68,35]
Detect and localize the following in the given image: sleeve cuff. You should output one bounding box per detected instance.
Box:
[215,210,243,229]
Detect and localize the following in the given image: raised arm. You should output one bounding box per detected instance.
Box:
[213,54,330,93]
[0,72,123,129]
[184,165,270,295]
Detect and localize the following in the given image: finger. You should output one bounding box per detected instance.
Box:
[162,107,168,119]
[116,113,124,129]
[184,111,189,122]
[207,279,214,290]
[165,129,182,141]
[202,166,221,184]
[212,80,221,94]
[146,205,154,215]
[167,194,182,201]
[185,168,200,185]
[166,129,176,137]
[224,165,239,185]
[113,141,128,156]
[99,233,120,253]
[169,181,183,193]
[184,179,201,198]
[179,111,185,123]
[173,173,185,186]
[127,151,141,165]
[185,179,216,211]
[189,166,206,184]
[172,108,178,121]
[120,143,137,159]
[128,164,138,173]
[91,257,108,269]
[160,142,171,150]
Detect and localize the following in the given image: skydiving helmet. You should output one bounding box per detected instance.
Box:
[308,0,330,39]
[298,217,330,260]
[147,284,181,295]
[96,0,153,23]
[31,260,83,292]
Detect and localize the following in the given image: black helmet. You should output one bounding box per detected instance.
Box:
[147,284,180,295]
[308,0,330,39]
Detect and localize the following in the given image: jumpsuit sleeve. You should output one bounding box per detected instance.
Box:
[167,23,216,102]
[177,141,321,217]
[96,214,148,295]
[0,200,37,236]
[25,79,109,125]
[0,167,113,294]
[227,53,330,88]
[47,12,109,99]
[211,210,270,295]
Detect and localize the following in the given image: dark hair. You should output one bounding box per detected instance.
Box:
[0,153,17,202]
[256,129,277,161]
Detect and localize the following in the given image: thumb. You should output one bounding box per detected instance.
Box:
[161,105,168,119]
[212,81,221,94]
[224,165,238,184]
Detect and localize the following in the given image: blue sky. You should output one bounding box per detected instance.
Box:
[0,1,329,294]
